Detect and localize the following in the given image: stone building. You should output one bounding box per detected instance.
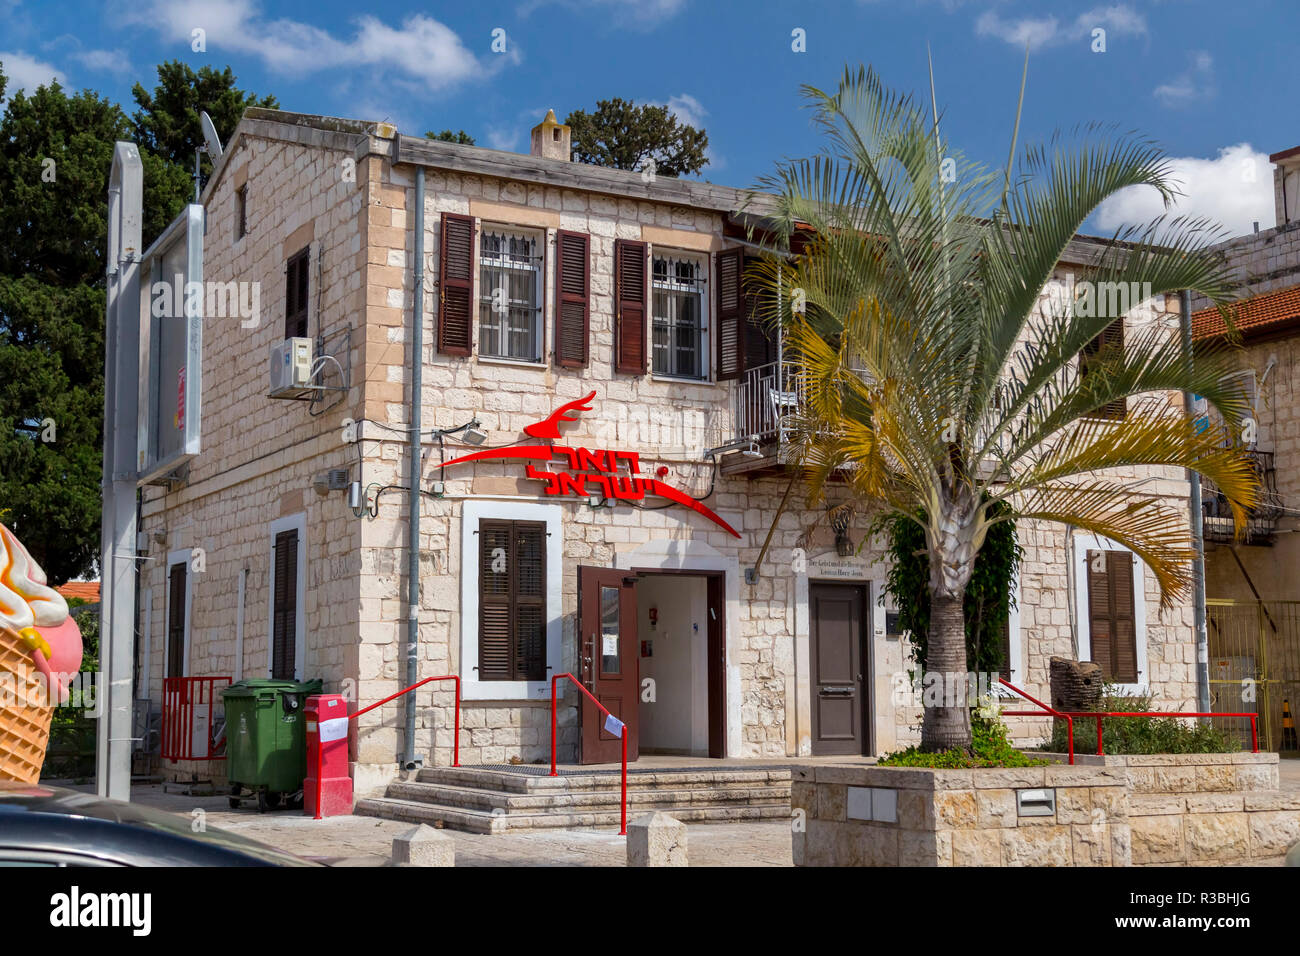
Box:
[136,108,1201,794]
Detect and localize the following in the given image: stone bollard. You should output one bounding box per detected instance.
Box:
[627,811,687,867]
[392,824,455,867]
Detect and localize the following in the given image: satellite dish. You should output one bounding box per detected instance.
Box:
[199,111,223,159]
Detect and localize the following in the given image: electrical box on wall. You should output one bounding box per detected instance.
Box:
[269,337,315,398]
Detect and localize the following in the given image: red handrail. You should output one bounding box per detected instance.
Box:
[161,676,231,761]
[997,677,1074,764]
[309,674,461,821]
[1068,710,1258,755]
[550,672,628,835]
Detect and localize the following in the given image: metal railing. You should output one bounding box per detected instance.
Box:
[550,672,628,835]
[1202,449,1283,544]
[1207,598,1300,752]
[731,360,800,445]
[161,676,231,761]
[997,677,1075,764]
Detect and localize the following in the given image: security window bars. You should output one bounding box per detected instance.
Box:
[652,254,706,380]
[479,228,542,362]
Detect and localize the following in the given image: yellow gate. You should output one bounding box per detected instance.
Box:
[1206,599,1300,753]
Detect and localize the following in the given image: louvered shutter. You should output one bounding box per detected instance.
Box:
[167,563,186,679]
[715,247,744,380]
[479,520,548,681]
[479,522,512,680]
[614,239,647,374]
[514,523,546,680]
[1081,319,1126,421]
[272,530,298,680]
[554,230,590,367]
[438,212,475,355]
[285,247,310,339]
[743,255,776,371]
[1109,552,1138,682]
[1087,550,1138,682]
[998,614,1013,680]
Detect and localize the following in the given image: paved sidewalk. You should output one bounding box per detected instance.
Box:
[100,785,794,866]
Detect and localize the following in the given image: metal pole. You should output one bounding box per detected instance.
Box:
[403,169,425,771]
[98,143,142,801]
[1181,289,1211,718]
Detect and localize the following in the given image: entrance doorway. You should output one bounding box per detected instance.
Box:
[576,566,726,763]
[809,582,871,755]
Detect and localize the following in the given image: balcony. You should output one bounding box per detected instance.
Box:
[720,361,801,475]
[1202,450,1284,545]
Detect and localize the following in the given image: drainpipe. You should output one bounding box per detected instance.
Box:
[1180,288,1211,717]
[403,169,426,770]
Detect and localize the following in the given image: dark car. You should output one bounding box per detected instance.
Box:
[0,783,319,866]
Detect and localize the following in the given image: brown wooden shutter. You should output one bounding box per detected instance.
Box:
[998,614,1013,680]
[614,239,647,374]
[1087,550,1138,683]
[479,521,512,681]
[554,230,590,367]
[1081,319,1126,420]
[478,520,547,681]
[272,529,298,680]
[167,563,186,679]
[715,248,744,380]
[743,256,777,371]
[285,247,309,339]
[438,212,475,356]
[514,523,546,680]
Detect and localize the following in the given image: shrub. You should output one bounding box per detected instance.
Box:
[879,714,1047,768]
[1044,686,1241,755]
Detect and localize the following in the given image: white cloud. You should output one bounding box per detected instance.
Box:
[976,4,1146,51]
[125,1,506,93]
[1093,143,1274,238]
[665,93,706,130]
[518,0,687,21]
[486,128,520,151]
[1154,50,1214,107]
[0,50,66,93]
[71,48,132,76]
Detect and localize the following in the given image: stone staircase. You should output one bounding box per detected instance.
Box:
[355,765,794,834]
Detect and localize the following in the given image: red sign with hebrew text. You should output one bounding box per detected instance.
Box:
[442,391,740,537]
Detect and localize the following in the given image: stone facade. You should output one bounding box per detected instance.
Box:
[138,109,1201,793]
[793,753,1294,866]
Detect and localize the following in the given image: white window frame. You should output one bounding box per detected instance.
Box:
[164,550,193,679]
[1072,533,1148,695]
[1003,571,1023,687]
[477,223,544,364]
[650,249,710,382]
[460,500,563,701]
[267,512,307,681]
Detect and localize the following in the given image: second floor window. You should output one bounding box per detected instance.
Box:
[1079,318,1125,420]
[652,253,706,380]
[479,228,541,362]
[285,246,310,339]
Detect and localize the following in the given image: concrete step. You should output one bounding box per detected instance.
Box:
[355,795,792,834]
[383,779,791,814]
[414,765,793,793]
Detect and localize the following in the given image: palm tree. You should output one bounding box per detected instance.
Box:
[750,66,1259,752]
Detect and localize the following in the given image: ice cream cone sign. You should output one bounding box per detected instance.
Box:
[0,523,84,782]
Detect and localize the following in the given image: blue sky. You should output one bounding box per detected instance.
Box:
[0,0,1293,237]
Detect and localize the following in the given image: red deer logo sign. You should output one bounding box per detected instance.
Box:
[443,391,740,537]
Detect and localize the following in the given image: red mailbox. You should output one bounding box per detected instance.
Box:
[305,694,353,818]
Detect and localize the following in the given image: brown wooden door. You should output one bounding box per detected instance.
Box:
[578,566,639,764]
[810,583,868,755]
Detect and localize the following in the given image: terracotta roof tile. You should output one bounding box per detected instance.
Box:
[56,581,100,603]
[1192,286,1300,341]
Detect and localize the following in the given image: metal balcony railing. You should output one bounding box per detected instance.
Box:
[731,360,801,446]
[1202,449,1284,545]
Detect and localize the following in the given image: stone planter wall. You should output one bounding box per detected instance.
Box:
[793,753,1298,866]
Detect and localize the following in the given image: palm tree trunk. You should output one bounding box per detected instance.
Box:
[920,590,973,752]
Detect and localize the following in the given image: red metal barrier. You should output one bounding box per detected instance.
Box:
[1072,711,1258,755]
[161,677,230,760]
[305,674,461,821]
[997,677,1074,764]
[550,672,627,835]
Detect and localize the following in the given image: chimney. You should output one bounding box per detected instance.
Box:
[530,109,570,162]
[1271,146,1300,226]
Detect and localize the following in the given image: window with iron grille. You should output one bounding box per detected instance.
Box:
[651,254,706,380]
[478,228,542,361]
[478,519,547,681]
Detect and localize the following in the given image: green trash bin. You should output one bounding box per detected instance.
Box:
[222,678,323,811]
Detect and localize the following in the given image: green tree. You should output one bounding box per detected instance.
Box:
[753,67,1258,752]
[131,61,278,175]
[565,98,707,177]
[425,129,475,145]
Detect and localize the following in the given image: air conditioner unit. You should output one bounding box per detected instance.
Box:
[269,337,314,398]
